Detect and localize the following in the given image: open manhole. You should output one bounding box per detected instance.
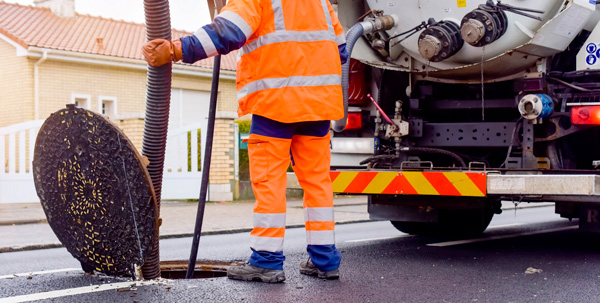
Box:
[160,260,242,279]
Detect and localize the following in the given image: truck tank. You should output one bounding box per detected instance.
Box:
[339,0,599,83]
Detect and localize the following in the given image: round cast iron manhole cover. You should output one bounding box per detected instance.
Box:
[33,105,158,277]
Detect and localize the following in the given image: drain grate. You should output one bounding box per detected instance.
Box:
[160,260,241,279]
[33,105,158,277]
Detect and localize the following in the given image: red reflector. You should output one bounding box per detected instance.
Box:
[344,112,362,130]
[571,106,600,125]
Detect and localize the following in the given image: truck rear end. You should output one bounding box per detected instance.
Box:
[330,0,600,235]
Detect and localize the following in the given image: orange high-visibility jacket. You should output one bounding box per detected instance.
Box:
[180,0,347,123]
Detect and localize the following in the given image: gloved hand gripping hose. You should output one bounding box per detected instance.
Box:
[333,15,396,132]
[141,0,172,279]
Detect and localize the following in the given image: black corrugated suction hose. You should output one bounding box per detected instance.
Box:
[141,0,172,280]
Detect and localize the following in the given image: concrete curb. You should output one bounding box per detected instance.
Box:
[0,219,374,253]
[0,219,47,226]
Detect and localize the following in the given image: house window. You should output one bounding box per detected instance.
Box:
[71,93,91,109]
[98,96,117,120]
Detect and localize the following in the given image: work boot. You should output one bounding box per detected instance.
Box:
[227,263,286,283]
[299,258,339,280]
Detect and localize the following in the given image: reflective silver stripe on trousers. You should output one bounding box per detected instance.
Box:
[335,33,346,45]
[251,236,284,252]
[217,11,253,40]
[304,207,334,222]
[253,213,286,228]
[271,0,286,31]
[306,230,335,245]
[240,30,335,56]
[238,74,341,100]
[193,28,218,57]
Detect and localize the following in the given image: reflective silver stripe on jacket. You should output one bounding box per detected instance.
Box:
[320,0,334,33]
[253,213,286,228]
[218,11,254,40]
[240,30,335,56]
[304,207,334,222]
[251,236,284,252]
[239,0,335,56]
[306,230,335,245]
[335,33,346,45]
[193,28,218,57]
[271,0,286,31]
[237,74,341,100]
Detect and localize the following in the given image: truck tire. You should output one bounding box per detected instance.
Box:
[390,208,494,236]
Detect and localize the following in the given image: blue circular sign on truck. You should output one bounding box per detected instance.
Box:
[588,43,598,54]
[588,54,597,65]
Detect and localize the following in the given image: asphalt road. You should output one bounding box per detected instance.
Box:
[1,205,599,303]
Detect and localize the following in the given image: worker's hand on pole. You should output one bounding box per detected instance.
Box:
[142,39,183,67]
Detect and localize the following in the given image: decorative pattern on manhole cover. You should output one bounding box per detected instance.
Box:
[33,105,157,277]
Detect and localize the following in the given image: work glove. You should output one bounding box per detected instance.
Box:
[142,39,183,67]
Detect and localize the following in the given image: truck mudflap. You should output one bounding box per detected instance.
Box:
[330,171,487,197]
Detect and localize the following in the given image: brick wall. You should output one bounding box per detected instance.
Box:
[0,40,34,127]
[210,118,235,184]
[118,117,145,151]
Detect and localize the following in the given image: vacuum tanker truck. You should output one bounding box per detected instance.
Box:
[330,0,600,235]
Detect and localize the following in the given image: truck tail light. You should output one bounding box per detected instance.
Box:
[344,112,363,130]
[348,59,368,106]
[571,106,600,125]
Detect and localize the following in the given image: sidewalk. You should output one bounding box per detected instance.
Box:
[0,196,370,253]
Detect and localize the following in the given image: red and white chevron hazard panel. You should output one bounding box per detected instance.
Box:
[330,171,487,197]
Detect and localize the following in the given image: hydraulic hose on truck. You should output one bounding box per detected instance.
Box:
[332,15,396,132]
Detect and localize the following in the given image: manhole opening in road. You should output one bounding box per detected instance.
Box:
[160,260,242,279]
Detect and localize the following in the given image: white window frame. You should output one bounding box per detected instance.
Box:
[70,93,91,109]
[98,96,118,120]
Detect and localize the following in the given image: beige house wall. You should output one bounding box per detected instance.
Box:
[0,39,34,127]
[2,42,239,200]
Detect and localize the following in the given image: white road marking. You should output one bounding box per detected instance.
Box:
[427,226,578,247]
[0,268,81,280]
[0,280,168,303]
[345,235,413,243]
[486,223,525,229]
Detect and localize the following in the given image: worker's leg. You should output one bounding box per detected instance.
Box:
[291,121,341,273]
[246,116,295,270]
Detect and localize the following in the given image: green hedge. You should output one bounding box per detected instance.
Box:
[187,130,201,171]
[236,120,251,180]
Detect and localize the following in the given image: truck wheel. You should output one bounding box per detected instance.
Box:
[390,208,494,236]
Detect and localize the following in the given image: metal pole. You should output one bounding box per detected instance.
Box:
[186,55,221,279]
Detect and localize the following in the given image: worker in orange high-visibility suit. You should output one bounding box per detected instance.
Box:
[142,0,347,283]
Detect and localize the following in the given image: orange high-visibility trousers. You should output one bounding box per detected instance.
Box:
[247,115,341,271]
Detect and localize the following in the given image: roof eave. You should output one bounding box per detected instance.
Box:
[26,47,236,80]
[0,31,28,55]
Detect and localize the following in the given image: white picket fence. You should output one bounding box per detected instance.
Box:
[0,120,205,203]
[0,120,44,203]
[162,121,206,200]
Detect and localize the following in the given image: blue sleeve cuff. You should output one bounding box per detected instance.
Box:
[180,35,207,64]
[339,43,348,65]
